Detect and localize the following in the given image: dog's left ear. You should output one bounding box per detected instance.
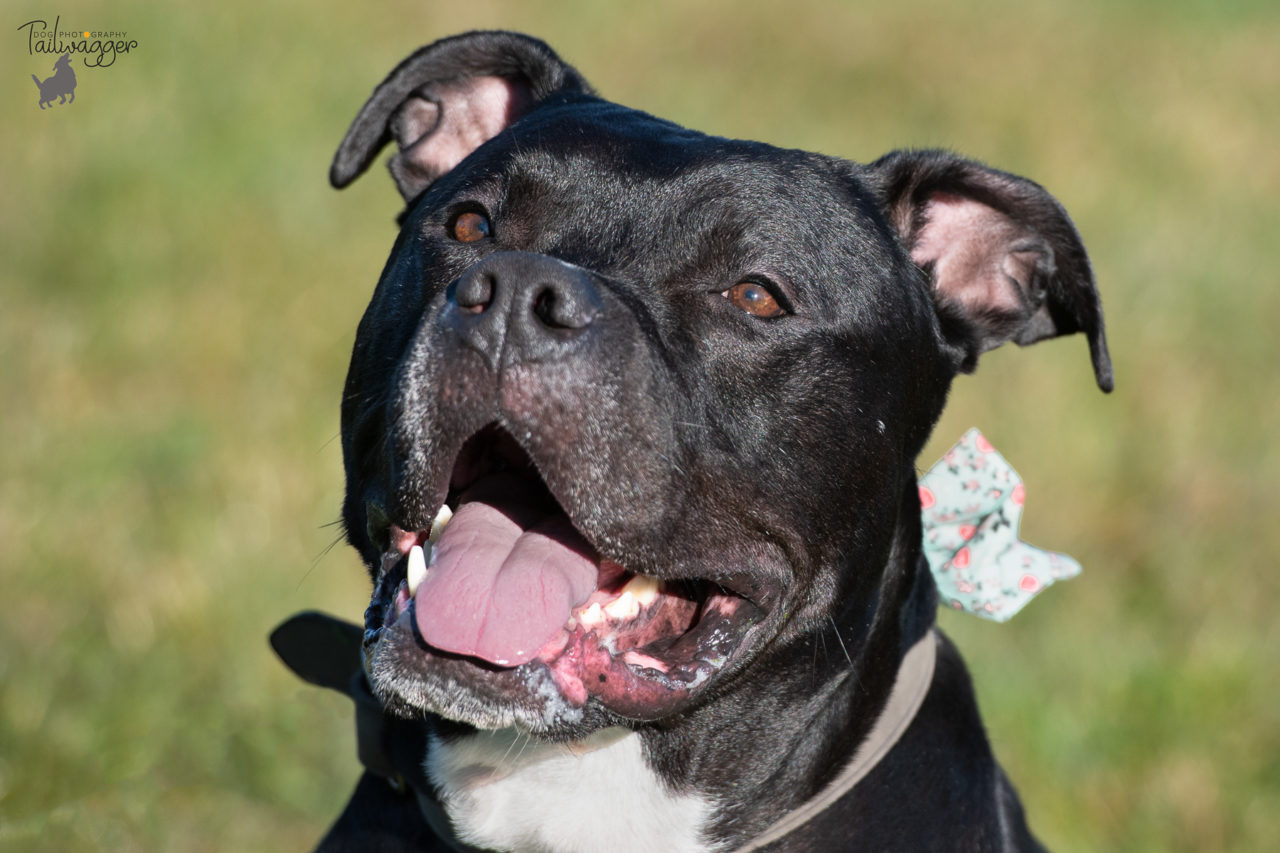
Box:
[870,149,1113,392]
[270,610,362,693]
[330,30,593,202]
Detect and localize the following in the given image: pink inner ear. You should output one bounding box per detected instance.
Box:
[391,98,440,149]
[389,76,534,200]
[910,192,1040,323]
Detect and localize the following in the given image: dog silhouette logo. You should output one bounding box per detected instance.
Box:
[32,52,76,109]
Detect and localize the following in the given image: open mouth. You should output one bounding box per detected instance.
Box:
[363,425,764,717]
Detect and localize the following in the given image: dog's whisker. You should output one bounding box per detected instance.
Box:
[829,615,854,669]
[501,730,524,764]
[657,452,685,476]
[294,529,348,591]
[318,431,342,453]
[512,732,533,764]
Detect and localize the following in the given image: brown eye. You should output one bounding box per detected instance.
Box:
[723,281,785,318]
[451,211,491,243]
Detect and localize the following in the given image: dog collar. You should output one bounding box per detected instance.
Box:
[732,630,938,852]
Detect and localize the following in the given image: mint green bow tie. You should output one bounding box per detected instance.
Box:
[920,429,1081,622]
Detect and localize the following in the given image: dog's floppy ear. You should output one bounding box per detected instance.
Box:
[330,30,593,202]
[871,149,1113,392]
[270,610,363,693]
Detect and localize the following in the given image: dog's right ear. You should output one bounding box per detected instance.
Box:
[330,31,593,202]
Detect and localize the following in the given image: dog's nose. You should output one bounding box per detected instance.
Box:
[450,252,603,366]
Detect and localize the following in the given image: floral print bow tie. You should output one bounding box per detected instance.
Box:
[920,429,1082,622]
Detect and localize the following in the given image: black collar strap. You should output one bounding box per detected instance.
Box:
[272,612,936,853]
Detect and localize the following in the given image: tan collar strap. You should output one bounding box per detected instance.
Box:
[733,630,939,853]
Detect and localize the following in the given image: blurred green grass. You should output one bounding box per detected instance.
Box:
[2,0,1276,850]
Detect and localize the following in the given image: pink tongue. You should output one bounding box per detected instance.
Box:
[413,496,598,666]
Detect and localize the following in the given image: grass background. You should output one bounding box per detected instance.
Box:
[2,0,1276,850]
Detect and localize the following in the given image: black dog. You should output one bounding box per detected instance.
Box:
[277,30,1111,852]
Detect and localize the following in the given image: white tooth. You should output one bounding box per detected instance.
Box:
[604,591,639,621]
[579,602,605,626]
[622,574,660,606]
[623,650,669,673]
[429,505,454,543]
[407,544,427,596]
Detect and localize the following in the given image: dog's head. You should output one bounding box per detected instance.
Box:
[333,31,1110,737]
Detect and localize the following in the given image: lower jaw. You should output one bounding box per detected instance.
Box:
[366,590,755,726]
[539,633,706,717]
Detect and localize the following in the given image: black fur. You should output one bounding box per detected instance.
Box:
[316,31,1108,851]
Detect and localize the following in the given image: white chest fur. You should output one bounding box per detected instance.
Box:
[426,727,714,853]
